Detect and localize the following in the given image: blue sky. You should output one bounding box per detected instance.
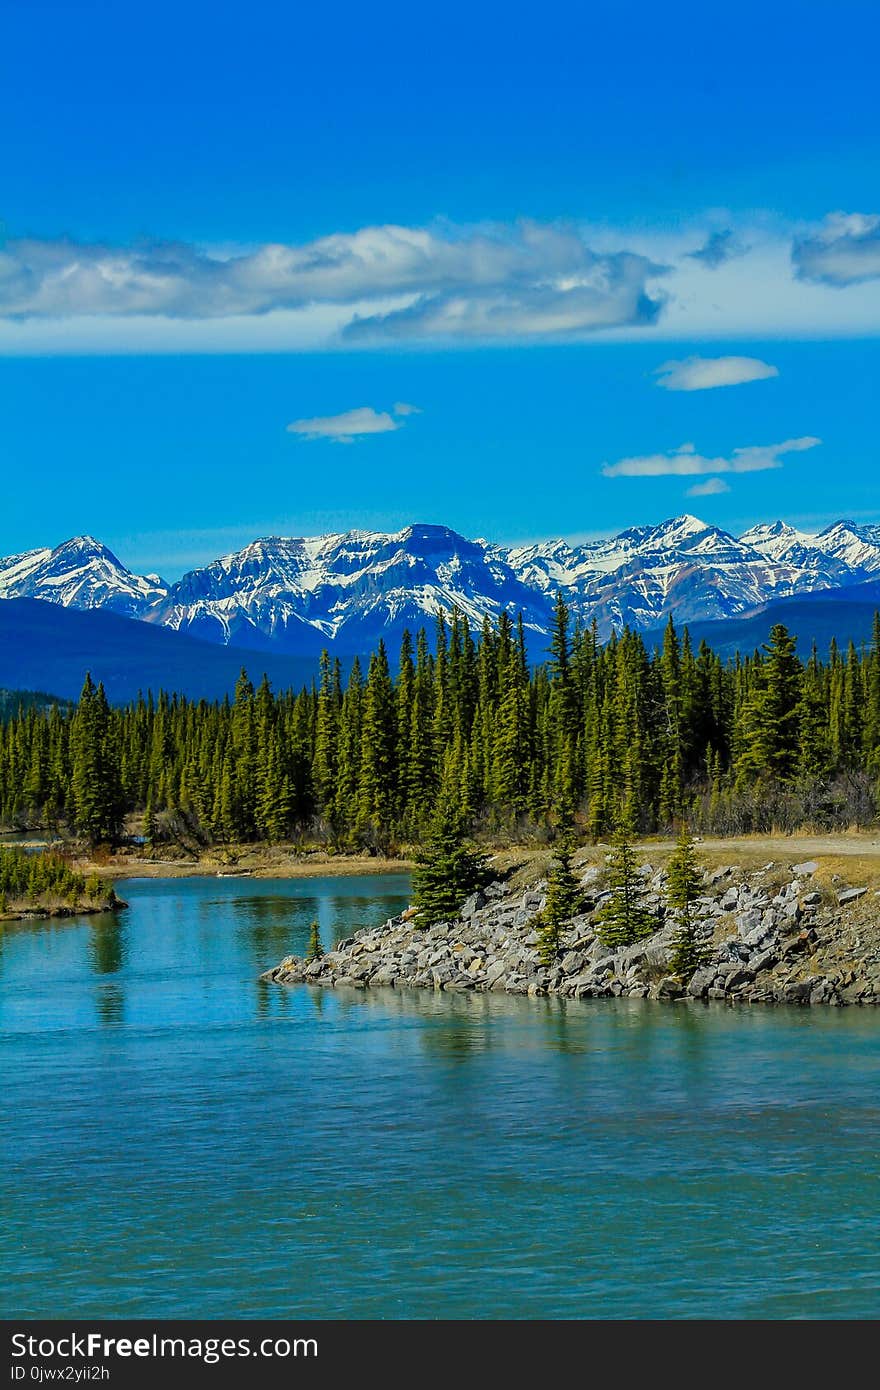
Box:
[2,0,879,576]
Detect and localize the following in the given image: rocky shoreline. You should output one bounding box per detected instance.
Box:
[264,857,880,1007]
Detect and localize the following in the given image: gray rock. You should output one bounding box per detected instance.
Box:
[792,861,819,876]
[709,866,733,884]
[485,960,507,987]
[782,980,813,1004]
[371,965,399,986]
[736,910,763,936]
[686,966,716,999]
[560,951,585,974]
[725,966,755,988]
[742,922,774,949]
[460,891,486,919]
[837,887,867,905]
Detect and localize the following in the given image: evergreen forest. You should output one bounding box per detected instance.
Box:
[1,600,879,848]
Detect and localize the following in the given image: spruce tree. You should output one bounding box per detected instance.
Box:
[595,818,656,948]
[666,823,710,978]
[305,919,324,963]
[535,808,583,965]
[69,675,124,844]
[411,798,489,927]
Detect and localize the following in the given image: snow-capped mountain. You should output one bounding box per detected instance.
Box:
[4,515,880,655]
[0,536,167,619]
[740,519,880,577]
[499,514,866,633]
[153,525,552,654]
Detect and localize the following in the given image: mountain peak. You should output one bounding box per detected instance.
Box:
[5,514,880,653]
[742,519,791,538]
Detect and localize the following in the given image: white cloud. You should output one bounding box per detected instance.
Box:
[793,212,880,286]
[0,223,664,344]
[392,401,421,416]
[654,355,779,391]
[2,211,880,353]
[602,436,821,478]
[286,406,402,444]
[343,249,663,341]
[686,478,731,497]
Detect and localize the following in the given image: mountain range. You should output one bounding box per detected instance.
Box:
[3,515,880,699]
[5,515,880,642]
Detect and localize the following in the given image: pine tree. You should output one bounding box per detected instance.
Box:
[535,808,583,964]
[69,675,124,844]
[143,788,156,844]
[666,823,709,978]
[595,817,656,948]
[411,798,490,927]
[305,919,324,963]
[356,641,397,844]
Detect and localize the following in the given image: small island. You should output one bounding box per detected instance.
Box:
[0,845,124,921]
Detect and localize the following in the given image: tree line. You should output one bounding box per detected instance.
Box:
[1,600,880,847]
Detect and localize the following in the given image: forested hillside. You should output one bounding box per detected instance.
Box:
[1,600,878,847]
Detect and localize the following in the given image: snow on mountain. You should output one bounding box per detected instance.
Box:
[500,514,845,634]
[4,515,880,655]
[152,524,552,654]
[0,536,168,618]
[740,518,880,588]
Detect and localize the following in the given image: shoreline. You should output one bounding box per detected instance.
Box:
[265,854,880,1009]
[5,828,880,885]
[72,851,416,881]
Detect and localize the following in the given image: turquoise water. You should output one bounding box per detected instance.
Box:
[2,874,880,1320]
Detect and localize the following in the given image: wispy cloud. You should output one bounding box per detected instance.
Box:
[287,405,412,444]
[343,250,663,341]
[654,355,779,391]
[686,478,731,497]
[686,229,744,268]
[793,212,880,286]
[392,402,421,416]
[602,436,821,478]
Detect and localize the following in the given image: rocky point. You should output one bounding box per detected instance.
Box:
[264,857,880,1007]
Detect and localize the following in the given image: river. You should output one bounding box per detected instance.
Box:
[2,874,879,1319]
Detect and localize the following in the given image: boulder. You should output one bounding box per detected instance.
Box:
[485,960,507,988]
[781,980,813,1004]
[837,887,867,906]
[750,948,778,974]
[460,891,486,919]
[736,910,763,936]
[686,966,716,999]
